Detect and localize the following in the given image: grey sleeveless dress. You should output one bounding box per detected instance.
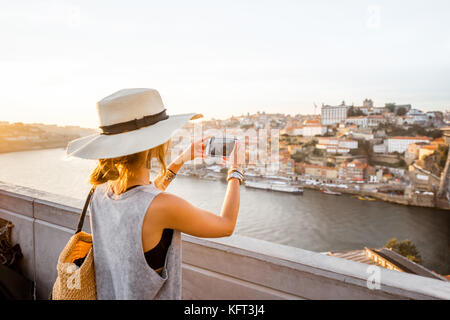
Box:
[89,183,182,300]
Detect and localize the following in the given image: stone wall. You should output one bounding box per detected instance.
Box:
[0,181,449,300]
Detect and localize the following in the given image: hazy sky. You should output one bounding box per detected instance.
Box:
[1,0,449,128]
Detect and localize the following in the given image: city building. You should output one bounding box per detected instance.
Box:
[384,136,430,153]
[337,123,356,137]
[345,115,386,128]
[405,142,430,164]
[362,98,373,108]
[442,126,450,144]
[350,131,374,141]
[283,126,304,136]
[298,163,338,180]
[338,139,358,149]
[444,111,450,123]
[282,120,327,137]
[405,109,428,126]
[438,127,450,199]
[345,116,367,128]
[338,160,368,182]
[301,119,327,136]
[418,144,438,161]
[321,101,348,125]
[367,166,382,183]
[316,137,358,154]
[367,115,386,127]
[426,111,444,127]
[369,107,385,115]
[279,158,295,174]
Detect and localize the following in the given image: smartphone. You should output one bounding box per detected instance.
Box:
[205,137,237,157]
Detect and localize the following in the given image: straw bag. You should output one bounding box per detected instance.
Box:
[52,187,96,300]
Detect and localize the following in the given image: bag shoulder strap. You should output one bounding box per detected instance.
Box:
[75,186,96,234]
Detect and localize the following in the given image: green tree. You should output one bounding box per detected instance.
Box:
[350,139,371,156]
[397,158,407,168]
[312,148,324,157]
[438,144,449,169]
[241,124,253,130]
[396,107,407,116]
[385,103,396,113]
[429,129,443,139]
[291,151,306,163]
[384,238,422,264]
[347,106,364,117]
[303,140,317,148]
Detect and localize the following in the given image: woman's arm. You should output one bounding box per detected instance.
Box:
[153,136,209,191]
[153,153,185,191]
[150,179,240,237]
[146,141,243,238]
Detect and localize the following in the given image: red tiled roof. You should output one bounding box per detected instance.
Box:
[304,119,320,124]
[432,138,445,143]
[303,120,325,127]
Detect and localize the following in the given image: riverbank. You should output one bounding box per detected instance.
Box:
[0,140,70,154]
[300,184,449,210]
[181,168,449,210]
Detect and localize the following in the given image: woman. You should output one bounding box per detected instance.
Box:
[66,88,244,300]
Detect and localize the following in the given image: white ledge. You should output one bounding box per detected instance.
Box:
[0,180,448,300]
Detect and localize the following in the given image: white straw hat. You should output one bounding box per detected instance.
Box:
[66,88,202,159]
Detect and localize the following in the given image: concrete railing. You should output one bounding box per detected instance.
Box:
[0,181,449,300]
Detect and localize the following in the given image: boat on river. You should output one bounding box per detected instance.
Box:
[321,189,342,195]
[357,195,376,201]
[244,180,303,194]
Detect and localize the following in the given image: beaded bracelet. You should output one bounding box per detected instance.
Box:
[226,169,244,184]
[166,168,177,182]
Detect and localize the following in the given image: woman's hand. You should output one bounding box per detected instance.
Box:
[180,136,210,163]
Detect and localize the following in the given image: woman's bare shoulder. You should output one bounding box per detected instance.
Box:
[143,192,186,226]
[150,192,191,214]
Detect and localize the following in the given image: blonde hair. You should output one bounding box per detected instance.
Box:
[89,142,168,195]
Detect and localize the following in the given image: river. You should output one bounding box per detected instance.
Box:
[0,148,448,274]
